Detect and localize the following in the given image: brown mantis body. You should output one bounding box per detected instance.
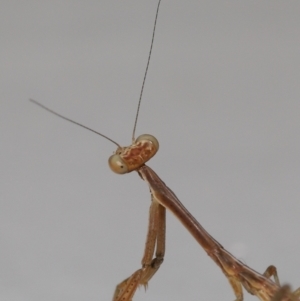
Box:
[108,137,300,301]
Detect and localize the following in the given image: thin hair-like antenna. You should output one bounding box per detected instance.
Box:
[29,99,121,147]
[132,0,162,142]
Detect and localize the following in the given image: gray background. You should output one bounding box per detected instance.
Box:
[1,1,300,301]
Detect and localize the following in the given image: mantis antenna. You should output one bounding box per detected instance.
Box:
[30,0,162,146]
[131,0,162,142]
[29,98,121,147]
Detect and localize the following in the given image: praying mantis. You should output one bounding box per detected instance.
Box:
[29,1,300,301]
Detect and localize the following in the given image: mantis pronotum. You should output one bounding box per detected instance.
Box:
[29,1,300,301]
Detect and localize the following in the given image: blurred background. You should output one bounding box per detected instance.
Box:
[1,1,300,300]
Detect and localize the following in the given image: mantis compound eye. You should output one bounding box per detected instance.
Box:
[108,154,129,174]
[135,134,159,151]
